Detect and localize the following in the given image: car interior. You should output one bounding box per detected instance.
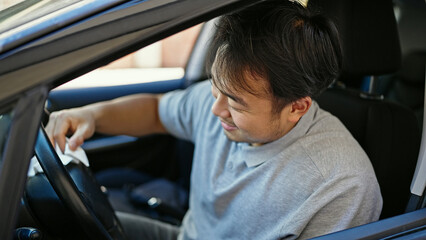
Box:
[7,0,425,239]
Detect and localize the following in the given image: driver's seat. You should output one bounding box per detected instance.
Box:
[313,0,421,219]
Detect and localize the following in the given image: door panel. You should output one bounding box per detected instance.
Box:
[47,79,184,111]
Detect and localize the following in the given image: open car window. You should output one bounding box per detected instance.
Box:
[55,23,202,90]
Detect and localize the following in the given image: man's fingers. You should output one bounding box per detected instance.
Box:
[45,109,94,152]
[44,123,55,147]
[45,113,59,147]
[69,135,83,151]
[55,133,67,153]
[52,118,71,153]
[68,124,92,151]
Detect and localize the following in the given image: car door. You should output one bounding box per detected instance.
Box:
[0,1,260,239]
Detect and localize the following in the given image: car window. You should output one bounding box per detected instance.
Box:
[55,24,203,90]
[0,106,13,168]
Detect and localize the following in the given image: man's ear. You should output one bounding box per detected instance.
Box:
[288,96,312,123]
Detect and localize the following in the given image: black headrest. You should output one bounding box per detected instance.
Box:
[312,0,402,78]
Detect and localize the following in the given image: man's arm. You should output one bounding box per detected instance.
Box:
[45,94,167,153]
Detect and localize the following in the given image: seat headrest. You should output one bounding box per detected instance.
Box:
[312,0,401,77]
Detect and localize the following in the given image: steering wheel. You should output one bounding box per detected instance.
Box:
[34,126,128,240]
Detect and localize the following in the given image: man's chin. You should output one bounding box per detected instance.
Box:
[224,130,240,142]
[223,130,248,143]
[223,130,267,146]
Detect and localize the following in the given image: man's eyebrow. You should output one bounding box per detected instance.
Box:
[222,91,248,107]
[210,75,248,107]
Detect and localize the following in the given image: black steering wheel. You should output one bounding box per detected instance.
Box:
[33,126,128,240]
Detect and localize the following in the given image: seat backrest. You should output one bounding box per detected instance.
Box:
[384,51,426,130]
[379,0,426,130]
[313,0,421,219]
[316,89,420,219]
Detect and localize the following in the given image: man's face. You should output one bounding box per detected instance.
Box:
[210,70,297,146]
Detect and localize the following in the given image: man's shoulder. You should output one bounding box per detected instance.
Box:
[298,105,374,179]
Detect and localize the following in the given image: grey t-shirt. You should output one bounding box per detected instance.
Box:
[159,81,382,240]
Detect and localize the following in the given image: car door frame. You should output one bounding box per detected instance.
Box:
[0,86,47,240]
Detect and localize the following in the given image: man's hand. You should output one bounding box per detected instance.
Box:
[45,94,166,153]
[45,108,96,153]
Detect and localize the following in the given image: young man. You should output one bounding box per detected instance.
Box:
[46,1,382,239]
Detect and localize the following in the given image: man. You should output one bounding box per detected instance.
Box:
[46,0,382,239]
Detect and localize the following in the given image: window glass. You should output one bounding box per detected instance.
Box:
[0,0,27,11]
[0,0,82,33]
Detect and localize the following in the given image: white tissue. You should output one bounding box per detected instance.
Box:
[28,140,89,177]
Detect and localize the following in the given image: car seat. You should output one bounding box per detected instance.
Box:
[378,0,426,131]
[313,0,421,219]
[382,51,426,130]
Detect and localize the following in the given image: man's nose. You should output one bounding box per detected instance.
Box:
[211,93,231,118]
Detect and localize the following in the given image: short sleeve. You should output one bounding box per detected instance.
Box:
[159,80,213,142]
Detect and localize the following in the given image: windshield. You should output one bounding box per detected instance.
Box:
[0,0,82,34]
[0,0,26,10]
[0,0,126,54]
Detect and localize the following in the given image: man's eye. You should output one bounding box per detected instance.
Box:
[228,104,243,112]
[226,99,241,111]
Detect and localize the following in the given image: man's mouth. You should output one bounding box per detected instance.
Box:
[221,120,238,131]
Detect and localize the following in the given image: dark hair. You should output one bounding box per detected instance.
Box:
[208,0,342,113]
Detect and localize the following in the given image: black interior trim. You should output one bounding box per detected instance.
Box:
[311,208,426,240]
[0,86,47,240]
